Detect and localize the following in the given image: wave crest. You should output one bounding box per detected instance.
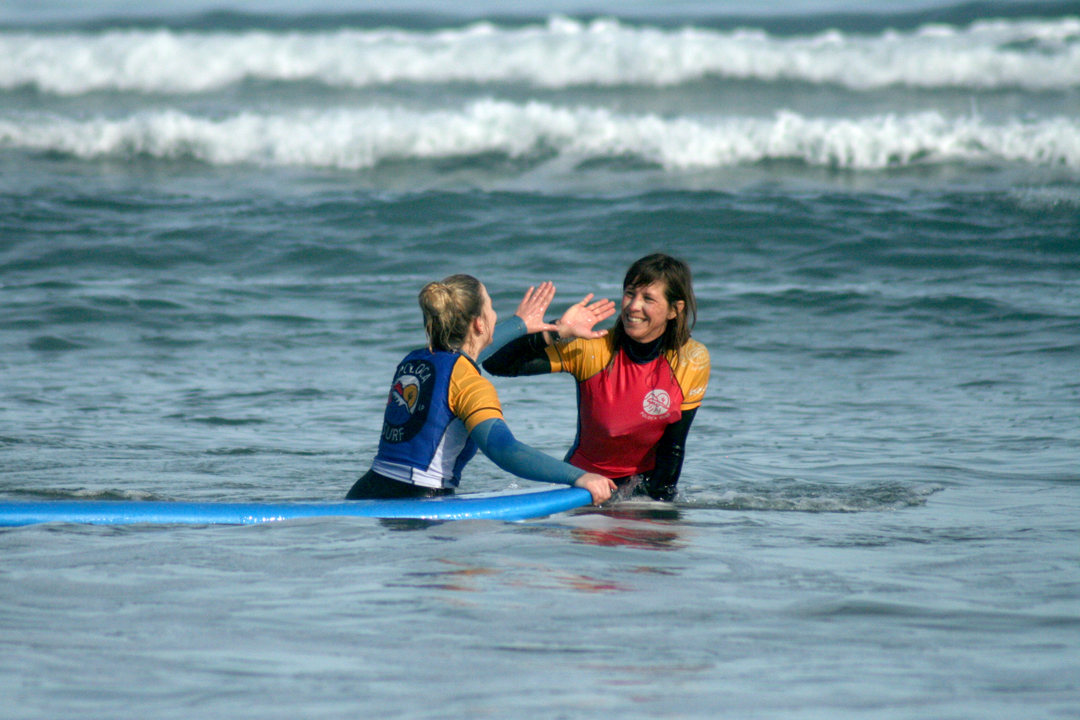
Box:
[2,16,1079,94]
[3,102,1079,170]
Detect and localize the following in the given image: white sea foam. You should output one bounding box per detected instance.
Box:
[3,102,1079,170]
[2,16,1079,94]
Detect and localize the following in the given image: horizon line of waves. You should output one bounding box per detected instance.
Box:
[2,16,1080,94]
[4,103,1080,170]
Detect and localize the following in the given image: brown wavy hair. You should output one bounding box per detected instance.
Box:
[418,274,484,352]
[611,253,697,355]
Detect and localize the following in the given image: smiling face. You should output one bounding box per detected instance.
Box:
[621,280,683,344]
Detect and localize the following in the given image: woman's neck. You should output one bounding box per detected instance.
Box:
[459,334,486,361]
[622,334,663,363]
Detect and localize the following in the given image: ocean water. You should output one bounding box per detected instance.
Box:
[2,0,1079,718]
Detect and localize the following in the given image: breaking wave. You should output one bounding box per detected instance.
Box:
[3,102,1078,170]
[2,15,1079,94]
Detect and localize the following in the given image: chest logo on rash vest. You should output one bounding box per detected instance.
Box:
[641,389,672,418]
[383,359,435,443]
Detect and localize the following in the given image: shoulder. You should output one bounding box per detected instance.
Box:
[670,338,710,408]
[677,339,710,370]
[451,354,481,376]
[449,354,491,392]
[448,355,502,426]
[547,334,615,378]
[554,334,613,354]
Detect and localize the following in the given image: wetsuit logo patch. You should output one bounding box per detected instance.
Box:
[390,376,421,414]
[642,389,671,417]
[383,359,435,443]
[681,342,709,368]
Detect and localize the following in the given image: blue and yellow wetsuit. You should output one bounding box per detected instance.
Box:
[347,318,586,500]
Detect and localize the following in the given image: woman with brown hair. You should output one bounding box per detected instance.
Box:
[483,254,710,501]
[347,275,617,504]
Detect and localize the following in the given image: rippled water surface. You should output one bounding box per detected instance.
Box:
[2,0,1079,718]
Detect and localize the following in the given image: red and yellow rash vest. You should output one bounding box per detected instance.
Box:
[546,335,710,477]
[371,349,503,489]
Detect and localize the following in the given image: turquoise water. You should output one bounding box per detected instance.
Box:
[2,1,1079,718]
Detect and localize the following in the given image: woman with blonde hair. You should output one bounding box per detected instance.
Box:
[347,275,617,504]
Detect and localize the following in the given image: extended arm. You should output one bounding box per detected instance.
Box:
[477,282,561,364]
[470,418,615,504]
[482,331,553,376]
[644,407,697,501]
[483,293,617,376]
[477,315,527,364]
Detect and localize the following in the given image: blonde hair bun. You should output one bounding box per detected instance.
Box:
[418,274,484,352]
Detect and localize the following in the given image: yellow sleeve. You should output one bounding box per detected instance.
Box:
[675,340,711,411]
[447,356,504,433]
[544,335,614,382]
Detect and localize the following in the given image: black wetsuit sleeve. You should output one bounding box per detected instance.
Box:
[476,316,527,364]
[481,331,554,377]
[644,407,697,501]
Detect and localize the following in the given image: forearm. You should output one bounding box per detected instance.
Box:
[481,331,554,376]
[476,315,528,364]
[470,418,584,486]
[645,408,697,501]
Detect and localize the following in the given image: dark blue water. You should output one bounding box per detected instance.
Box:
[2,1,1079,718]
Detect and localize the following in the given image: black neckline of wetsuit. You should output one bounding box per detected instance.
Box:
[621,335,664,364]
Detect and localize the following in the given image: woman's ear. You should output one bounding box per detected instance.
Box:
[668,300,685,320]
[471,315,486,337]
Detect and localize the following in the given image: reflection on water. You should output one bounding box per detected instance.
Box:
[569,502,684,550]
[378,518,444,531]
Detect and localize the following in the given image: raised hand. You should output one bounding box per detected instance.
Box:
[555,293,617,340]
[513,281,559,335]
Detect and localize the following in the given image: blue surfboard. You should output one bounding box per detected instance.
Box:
[0,487,593,527]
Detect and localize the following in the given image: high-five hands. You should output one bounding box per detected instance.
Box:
[512,283,615,341]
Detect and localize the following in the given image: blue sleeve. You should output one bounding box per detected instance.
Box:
[470,418,585,486]
[477,315,528,364]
